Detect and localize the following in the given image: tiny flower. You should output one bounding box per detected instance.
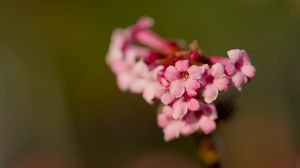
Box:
[131,17,177,54]
[141,70,166,104]
[131,61,166,104]
[160,91,175,105]
[157,102,218,142]
[157,106,185,141]
[111,50,137,91]
[106,29,129,65]
[227,49,256,90]
[164,60,202,98]
[202,63,229,103]
[106,17,160,68]
[181,103,218,135]
[172,97,200,120]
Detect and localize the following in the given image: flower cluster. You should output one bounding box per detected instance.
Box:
[106,17,256,141]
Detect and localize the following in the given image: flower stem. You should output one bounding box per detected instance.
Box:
[195,134,222,168]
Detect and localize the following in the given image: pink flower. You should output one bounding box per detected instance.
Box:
[157,102,218,142]
[160,91,201,120]
[157,106,185,141]
[140,67,167,104]
[161,92,200,120]
[106,17,158,67]
[111,51,164,104]
[171,97,200,120]
[227,49,256,90]
[131,17,176,54]
[181,102,218,135]
[130,61,166,104]
[111,50,137,92]
[106,29,129,65]
[202,63,229,103]
[106,17,257,142]
[164,60,202,98]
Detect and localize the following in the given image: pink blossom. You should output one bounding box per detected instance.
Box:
[209,56,229,67]
[181,102,217,135]
[164,60,202,98]
[140,68,167,104]
[130,61,166,104]
[106,29,129,65]
[160,92,201,120]
[106,17,157,67]
[227,49,256,90]
[110,50,164,105]
[107,17,256,142]
[157,102,218,142]
[111,50,137,92]
[171,97,200,120]
[202,63,229,103]
[131,17,176,54]
[157,106,185,141]
[160,91,175,105]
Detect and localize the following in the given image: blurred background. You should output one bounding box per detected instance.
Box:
[1,0,300,167]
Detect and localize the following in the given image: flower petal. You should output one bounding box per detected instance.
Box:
[157,113,169,128]
[201,103,218,120]
[241,50,251,63]
[160,77,170,87]
[133,61,149,76]
[130,78,145,93]
[117,73,134,91]
[154,83,166,98]
[209,56,230,65]
[186,89,197,97]
[199,117,216,134]
[170,79,185,98]
[185,79,200,90]
[161,92,175,105]
[157,106,172,128]
[150,65,164,79]
[187,98,200,111]
[142,84,156,104]
[180,124,197,136]
[164,66,180,81]
[111,60,127,74]
[232,72,246,90]
[227,49,243,63]
[241,64,256,78]
[162,105,173,116]
[136,16,154,28]
[172,99,188,120]
[175,60,189,72]
[225,63,237,76]
[203,85,218,103]
[163,121,184,141]
[188,65,203,79]
[211,63,224,79]
[213,78,229,91]
[200,64,210,78]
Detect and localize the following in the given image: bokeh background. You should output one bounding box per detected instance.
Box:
[1,0,300,167]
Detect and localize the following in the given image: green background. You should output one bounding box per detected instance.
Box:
[1,0,300,167]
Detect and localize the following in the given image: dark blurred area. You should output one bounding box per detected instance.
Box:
[1,0,300,167]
